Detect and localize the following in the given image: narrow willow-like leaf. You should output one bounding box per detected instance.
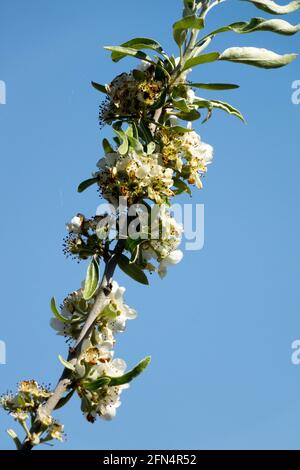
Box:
[167,125,194,133]
[182,52,220,72]
[109,356,151,386]
[147,141,156,154]
[83,257,99,301]
[102,138,113,154]
[118,254,149,285]
[91,81,108,94]
[54,389,75,410]
[82,377,111,391]
[175,108,201,121]
[77,177,98,193]
[173,15,204,46]
[104,46,154,64]
[173,98,192,113]
[206,17,300,37]
[242,0,300,14]
[6,429,22,450]
[51,297,72,324]
[194,98,245,122]
[219,47,297,68]
[109,37,164,62]
[114,128,129,155]
[58,355,75,372]
[128,135,144,154]
[188,83,240,90]
[173,177,192,195]
[209,99,245,122]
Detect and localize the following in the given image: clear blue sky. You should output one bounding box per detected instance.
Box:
[1,0,300,450]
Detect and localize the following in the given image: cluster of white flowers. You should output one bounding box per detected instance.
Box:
[96,150,174,206]
[181,131,213,189]
[51,281,137,421]
[158,127,213,188]
[140,207,184,278]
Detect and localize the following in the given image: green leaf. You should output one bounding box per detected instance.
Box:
[6,429,22,450]
[147,141,156,154]
[127,135,144,154]
[109,37,165,62]
[58,355,75,372]
[91,81,108,94]
[209,100,245,122]
[77,177,98,193]
[182,52,220,72]
[109,356,151,386]
[173,15,204,46]
[173,177,192,195]
[83,257,99,301]
[188,82,240,90]
[241,0,300,14]
[82,377,111,391]
[194,98,245,122]
[51,297,72,324]
[118,254,149,285]
[167,125,194,133]
[113,128,129,155]
[173,98,192,113]
[219,47,297,68]
[132,69,146,81]
[102,138,114,154]
[206,17,300,37]
[104,46,154,64]
[54,389,75,410]
[175,109,201,121]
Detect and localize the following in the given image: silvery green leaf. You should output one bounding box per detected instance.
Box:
[242,0,300,14]
[108,38,165,62]
[82,377,111,391]
[51,297,72,323]
[58,355,75,371]
[113,128,129,155]
[77,177,98,193]
[6,429,22,450]
[173,15,204,46]
[188,82,239,90]
[194,98,245,122]
[83,257,99,301]
[147,141,156,154]
[108,356,151,386]
[54,389,75,410]
[174,108,201,121]
[128,135,144,154]
[118,255,149,285]
[206,17,300,36]
[104,46,154,64]
[182,52,220,72]
[102,138,114,154]
[173,177,192,195]
[209,100,245,122]
[219,47,297,68]
[173,98,192,113]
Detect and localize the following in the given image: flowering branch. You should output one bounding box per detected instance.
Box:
[1,0,299,450]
